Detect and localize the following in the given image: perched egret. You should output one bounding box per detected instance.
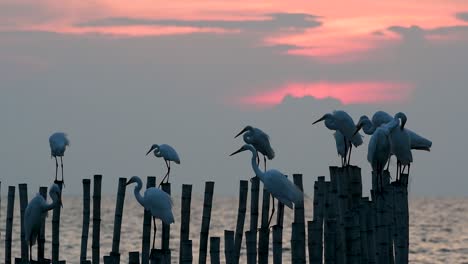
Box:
[333,131,348,167]
[146,144,180,186]
[24,184,62,261]
[126,176,174,251]
[49,132,70,184]
[387,113,413,180]
[230,144,303,227]
[312,110,363,166]
[235,125,275,171]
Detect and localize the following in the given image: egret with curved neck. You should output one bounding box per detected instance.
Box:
[230,144,303,227]
[235,125,275,171]
[146,144,180,186]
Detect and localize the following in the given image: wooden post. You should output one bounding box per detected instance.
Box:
[310,177,326,264]
[179,184,192,264]
[129,252,140,264]
[234,180,248,264]
[160,183,171,262]
[142,176,156,264]
[209,237,220,264]
[330,167,346,264]
[80,179,91,263]
[181,240,193,264]
[92,175,102,264]
[38,187,48,261]
[258,187,270,264]
[344,211,361,264]
[347,166,362,209]
[358,198,369,264]
[224,231,235,264]
[199,181,215,264]
[394,174,409,264]
[292,174,306,264]
[109,177,127,262]
[5,186,15,264]
[19,183,29,261]
[272,225,283,264]
[367,193,377,264]
[247,177,260,264]
[324,219,336,264]
[52,181,63,263]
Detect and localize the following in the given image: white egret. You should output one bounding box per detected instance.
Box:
[235,125,275,171]
[230,144,303,227]
[146,144,180,186]
[312,110,363,166]
[24,184,62,261]
[126,176,174,251]
[49,132,69,183]
[387,112,413,180]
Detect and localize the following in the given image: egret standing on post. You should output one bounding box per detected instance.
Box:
[146,144,180,186]
[24,184,62,262]
[230,144,303,228]
[312,111,363,166]
[235,125,275,171]
[126,176,174,252]
[49,132,69,184]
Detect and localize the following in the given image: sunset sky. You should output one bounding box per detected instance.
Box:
[1,0,467,196]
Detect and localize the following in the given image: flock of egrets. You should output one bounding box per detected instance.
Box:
[22,110,431,261]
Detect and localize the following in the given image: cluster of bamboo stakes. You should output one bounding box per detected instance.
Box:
[0,166,409,264]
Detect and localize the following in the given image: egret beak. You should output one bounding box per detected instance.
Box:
[312,116,325,125]
[229,147,245,156]
[234,127,248,138]
[125,179,135,186]
[353,124,363,136]
[146,146,155,156]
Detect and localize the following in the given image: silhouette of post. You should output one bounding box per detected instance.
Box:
[366,199,377,264]
[19,183,29,261]
[129,252,140,264]
[38,186,48,261]
[209,237,220,264]
[245,231,256,264]
[198,181,215,264]
[358,198,369,264]
[324,219,336,264]
[181,240,193,264]
[272,225,283,264]
[330,167,346,264]
[292,174,306,264]
[234,180,248,264]
[160,183,172,262]
[394,174,409,264]
[92,175,102,264]
[142,176,156,264]
[247,177,260,264]
[5,186,15,264]
[52,181,63,263]
[179,184,192,264]
[109,177,127,263]
[224,230,235,264]
[309,177,325,264]
[258,187,270,264]
[80,179,91,263]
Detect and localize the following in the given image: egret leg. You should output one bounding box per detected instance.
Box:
[167,161,171,183]
[348,143,353,166]
[256,151,260,167]
[343,139,348,166]
[264,155,267,172]
[55,157,58,181]
[407,163,411,176]
[152,217,157,250]
[60,156,64,186]
[159,160,170,187]
[267,194,275,228]
[29,243,32,262]
[386,156,391,171]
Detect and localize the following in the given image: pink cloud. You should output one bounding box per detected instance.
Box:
[237,81,413,108]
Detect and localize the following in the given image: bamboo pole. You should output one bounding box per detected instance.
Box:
[142,176,156,264]
[38,186,48,261]
[52,181,63,263]
[344,211,361,264]
[92,175,102,264]
[5,186,15,264]
[234,180,248,264]
[276,175,286,228]
[181,240,193,264]
[308,220,322,264]
[80,179,91,263]
[160,183,171,262]
[224,231,235,264]
[347,166,362,209]
[258,187,270,264]
[324,219,336,264]
[330,167,346,264]
[366,199,377,264]
[19,183,29,261]
[394,174,409,264]
[247,177,260,264]
[199,181,215,264]
[129,252,140,264]
[209,237,220,264]
[179,184,192,264]
[0,181,1,239]
[272,225,283,264]
[358,198,369,264]
[292,174,306,264]
[109,177,127,262]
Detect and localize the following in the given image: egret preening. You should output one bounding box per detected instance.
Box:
[312,110,363,166]
[24,184,62,262]
[126,176,174,251]
[230,144,303,228]
[146,144,180,186]
[235,125,275,171]
[49,132,69,184]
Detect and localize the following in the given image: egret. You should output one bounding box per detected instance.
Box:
[230,144,303,227]
[312,110,363,166]
[333,131,348,167]
[24,184,62,262]
[387,112,413,181]
[146,144,180,186]
[126,176,174,251]
[235,125,275,171]
[49,132,69,184]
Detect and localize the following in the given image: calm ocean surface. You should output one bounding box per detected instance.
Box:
[0,196,467,264]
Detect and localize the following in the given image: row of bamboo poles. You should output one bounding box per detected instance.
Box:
[1,166,409,264]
